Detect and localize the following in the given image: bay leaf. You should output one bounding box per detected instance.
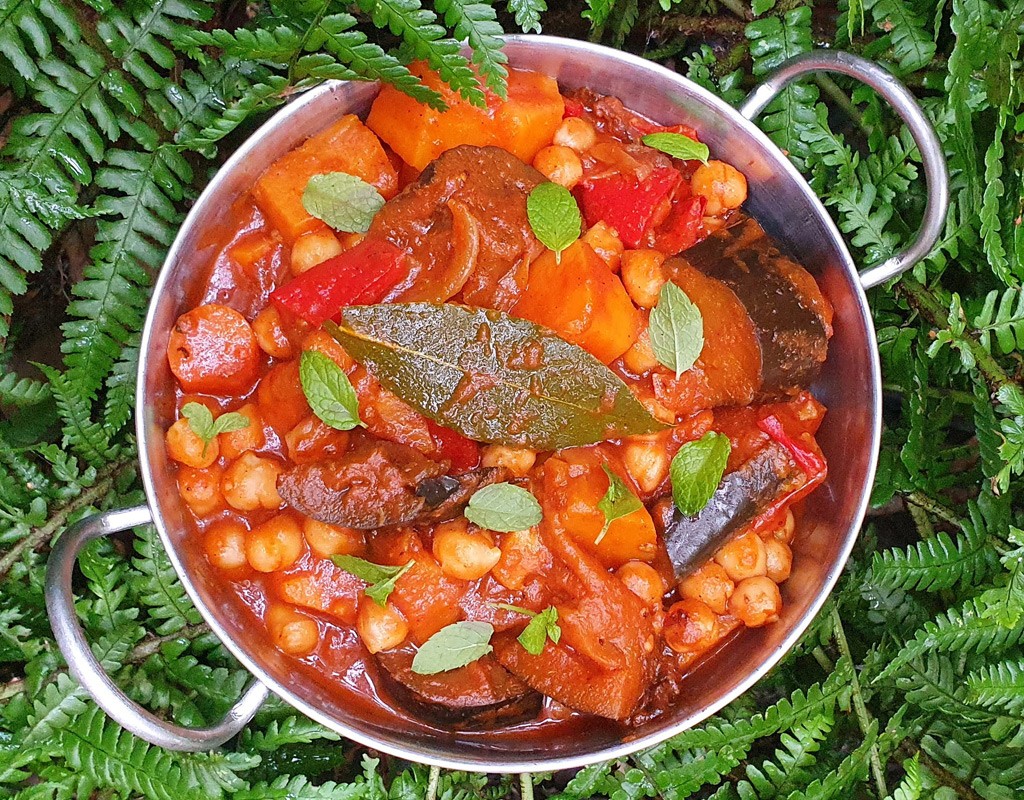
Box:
[326,303,666,450]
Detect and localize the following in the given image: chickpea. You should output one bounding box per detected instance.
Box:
[221,452,283,511]
[251,305,294,360]
[246,513,304,572]
[266,604,319,656]
[552,116,597,152]
[773,508,796,544]
[204,519,248,571]
[678,562,734,615]
[729,576,782,627]
[219,403,266,460]
[432,519,502,581]
[622,433,670,494]
[620,250,668,309]
[715,532,767,582]
[290,230,342,275]
[616,561,666,607]
[532,145,583,189]
[165,417,218,468]
[177,464,224,516]
[621,329,659,375]
[356,597,409,654]
[664,598,719,655]
[691,160,748,217]
[303,518,365,558]
[765,539,793,583]
[582,221,624,272]
[480,444,537,477]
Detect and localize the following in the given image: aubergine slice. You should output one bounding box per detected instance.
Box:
[376,646,540,726]
[670,216,831,395]
[655,441,803,579]
[277,439,508,529]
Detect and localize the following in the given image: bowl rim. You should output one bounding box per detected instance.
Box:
[136,33,881,772]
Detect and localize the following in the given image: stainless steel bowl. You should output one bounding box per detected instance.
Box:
[45,35,948,772]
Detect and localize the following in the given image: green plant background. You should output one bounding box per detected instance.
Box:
[1,0,1023,797]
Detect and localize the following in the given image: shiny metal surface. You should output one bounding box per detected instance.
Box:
[737,50,949,288]
[45,35,946,770]
[44,505,269,750]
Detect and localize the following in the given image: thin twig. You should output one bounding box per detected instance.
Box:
[126,623,210,664]
[426,764,441,800]
[520,773,534,800]
[812,645,836,673]
[0,459,134,581]
[831,604,888,798]
[905,491,961,528]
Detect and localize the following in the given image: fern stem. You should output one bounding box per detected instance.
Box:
[907,499,936,539]
[426,764,441,800]
[127,623,210,664]
[0,458,133,580]
[905,491,961,528]
[812,645,835,672]
[520,773,534,800]
[830,603,888,798]
[901,276,1020,395]
[896,738,985,800]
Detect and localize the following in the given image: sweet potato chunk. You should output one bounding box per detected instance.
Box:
[366,63,564,170]
[515,241,641,364]
[253,115,398,243]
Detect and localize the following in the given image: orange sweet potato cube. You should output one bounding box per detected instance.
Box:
[252,115,398,243]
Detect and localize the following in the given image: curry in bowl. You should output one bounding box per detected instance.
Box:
[163,63,831,730]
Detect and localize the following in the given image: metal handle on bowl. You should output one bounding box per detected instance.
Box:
[44,505,270,751]
[738,50,949,289]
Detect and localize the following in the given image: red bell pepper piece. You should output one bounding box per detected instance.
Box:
[271,238,407,326]
[563,97,585,118]
[577,166,681,249]
[757,415,827,480]
[427,419,480,473]
[654,195,707,255]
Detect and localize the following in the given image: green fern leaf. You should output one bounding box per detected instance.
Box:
[784,720,878,800]
[883,754,922,800]
[746,8,817,171]
[966,659,1024,715]
[736,714,833,799]
[58,705,257,800]
[0,372,49,408]
[132,525,202,635]
[354,0,484,105]
[864,0,937,71]
[582,0,616,26]
[974,286,1024,355]
[866,524,998,592]
[232,775,368,800]
[239,715,341,752]
[980,111,1010,283]
[434,0,508,96]
[0,0,80,82]
[507,0,545,32]
[35,364,117,467]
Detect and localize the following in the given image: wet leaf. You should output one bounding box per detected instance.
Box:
[326,303,666,450]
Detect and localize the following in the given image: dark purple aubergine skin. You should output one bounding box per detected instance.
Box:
[656,442,801,579]
[673,217,829,394]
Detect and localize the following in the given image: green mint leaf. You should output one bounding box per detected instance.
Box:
[331,555,415,607]
[302,172,385,233]
[595,464,644,545]
[642,132,710,165]
[210,411,250,437]
[517,606,560,656]
[411,621,494,674]
[649,281,704,379]
[527,182,582,259]
[300,349,362,431]
[181,402,216,443]
[464,482,542,532]
[670,431,731,516]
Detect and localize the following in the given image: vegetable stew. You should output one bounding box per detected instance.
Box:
[164,64,832,732]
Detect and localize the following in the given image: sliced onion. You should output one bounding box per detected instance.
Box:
[439,199,481,300]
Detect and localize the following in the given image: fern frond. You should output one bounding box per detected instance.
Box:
[60,146,189,402]
[582,0,616,27]
[980,110,1010,283]
[239,715,341,752]
[353,0,484,105]
[833,183,900,266]
[131,525,202,635]
[0,0,80,82]
[974,286,1024,356]
[864,0,937,72]
[883,754,922,800]
[786,720,878,800]
[965,659,1024,715]
[866,525,998,593]
[35,364,117,467]
[507,0,545,33]
[745,8,817,171]
[736,714,833,799]
[0,372,50,407]
[232,775,368,800]
[434,0,507,96]
[58,706,257,800]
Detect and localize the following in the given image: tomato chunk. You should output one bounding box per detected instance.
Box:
[577,166,681,249]
[167,304,260,394]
